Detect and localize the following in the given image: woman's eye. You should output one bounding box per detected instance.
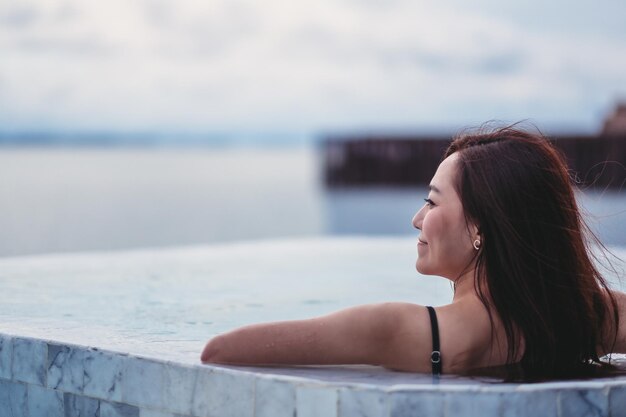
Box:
[424,198,435,207]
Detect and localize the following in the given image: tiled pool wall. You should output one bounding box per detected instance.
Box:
[2,334,626,417]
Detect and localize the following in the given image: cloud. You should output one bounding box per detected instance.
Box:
[0,4,39,28]
[0,0,625,132]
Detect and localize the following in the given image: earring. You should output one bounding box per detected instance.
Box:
[473,239,481,251]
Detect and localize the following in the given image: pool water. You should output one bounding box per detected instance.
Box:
[1,237,625,416]
[0,237,455,364]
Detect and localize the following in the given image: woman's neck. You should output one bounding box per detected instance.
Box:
[452,268,480,302]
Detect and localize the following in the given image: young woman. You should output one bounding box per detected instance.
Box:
[201,126,626,380]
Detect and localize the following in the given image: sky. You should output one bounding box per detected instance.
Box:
[1,0,626,137]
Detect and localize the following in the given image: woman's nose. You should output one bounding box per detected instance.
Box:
[412,207,424,230]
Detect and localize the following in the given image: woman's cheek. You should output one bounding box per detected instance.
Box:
[422,211,441,240]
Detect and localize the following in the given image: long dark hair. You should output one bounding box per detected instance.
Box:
[445,125,621,380]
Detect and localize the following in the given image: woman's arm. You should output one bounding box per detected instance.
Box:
[200,302,432,371]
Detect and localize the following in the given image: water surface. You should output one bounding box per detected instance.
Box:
[0,147,623,257]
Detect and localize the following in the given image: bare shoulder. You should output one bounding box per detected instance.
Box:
[435,301,500,372]
[374,302,434,373]
[378,301,493,374]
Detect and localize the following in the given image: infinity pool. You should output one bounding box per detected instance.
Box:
[1,238,625,416]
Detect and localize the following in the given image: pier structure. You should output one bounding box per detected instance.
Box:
[323,107,626,189]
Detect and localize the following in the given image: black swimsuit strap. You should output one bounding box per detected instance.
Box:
[426,306,442,375]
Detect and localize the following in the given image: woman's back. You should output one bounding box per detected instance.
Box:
[438,288,626,375]
[437,299,521,373]
[406,288,626,375]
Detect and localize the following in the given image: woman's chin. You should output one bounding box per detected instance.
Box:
[415,260,431,275]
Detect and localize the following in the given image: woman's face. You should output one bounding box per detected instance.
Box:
[411,152,479,279]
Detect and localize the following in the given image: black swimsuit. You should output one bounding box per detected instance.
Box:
[426,306,442,375]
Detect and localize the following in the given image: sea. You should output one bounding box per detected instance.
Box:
[0,145,624,258]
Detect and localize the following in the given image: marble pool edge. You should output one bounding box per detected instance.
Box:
[2,332,626,417]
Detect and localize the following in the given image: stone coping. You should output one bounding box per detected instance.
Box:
[1,332,626,417]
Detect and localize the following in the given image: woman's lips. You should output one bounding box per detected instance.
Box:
[418,238,428,245]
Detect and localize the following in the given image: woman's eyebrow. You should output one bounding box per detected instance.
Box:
[429,184,441,194]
